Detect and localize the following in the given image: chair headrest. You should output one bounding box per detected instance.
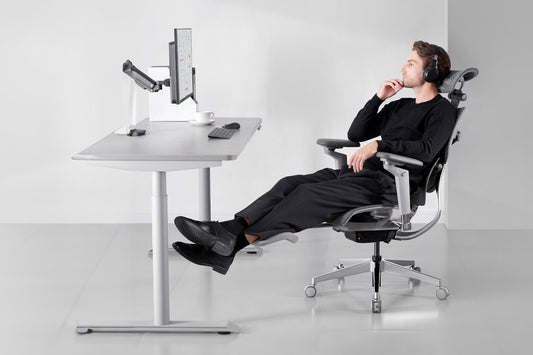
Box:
[438,68,479,94]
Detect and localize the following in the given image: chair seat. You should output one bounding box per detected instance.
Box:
[344,229,398,243]
[328,204,400,243]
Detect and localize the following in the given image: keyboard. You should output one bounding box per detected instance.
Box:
[208,127,237,139]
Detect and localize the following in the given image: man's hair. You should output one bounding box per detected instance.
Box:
[412,40,451,87]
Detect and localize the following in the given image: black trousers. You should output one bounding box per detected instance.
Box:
[236,167,398,240]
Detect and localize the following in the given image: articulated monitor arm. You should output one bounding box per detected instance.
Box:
[122,60,170,92]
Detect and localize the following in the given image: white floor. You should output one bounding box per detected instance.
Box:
[1,223,532,354]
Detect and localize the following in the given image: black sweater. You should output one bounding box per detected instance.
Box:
[347,94,456,187]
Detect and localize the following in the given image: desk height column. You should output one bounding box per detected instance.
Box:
[152,171,170,325]
[199,168,211,221]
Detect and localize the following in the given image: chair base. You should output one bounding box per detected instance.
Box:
[304,243,449,312]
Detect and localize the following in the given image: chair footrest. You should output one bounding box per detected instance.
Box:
[238,232,299,256]
[252,232,298,247]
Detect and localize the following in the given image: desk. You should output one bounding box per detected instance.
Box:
[72,117,261,334]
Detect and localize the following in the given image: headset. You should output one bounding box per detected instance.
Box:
[423,44,440,83]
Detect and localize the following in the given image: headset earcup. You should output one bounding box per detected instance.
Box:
[424,45,440,83]
[424,65,439,83]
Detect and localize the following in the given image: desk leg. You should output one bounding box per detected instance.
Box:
[76,171,239,334]
[146,167,211,256]
[199,167,211,221]
[152,171,170,325]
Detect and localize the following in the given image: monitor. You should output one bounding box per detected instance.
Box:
[169,28,194,104]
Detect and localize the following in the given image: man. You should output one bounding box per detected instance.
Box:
[173,41,455,275]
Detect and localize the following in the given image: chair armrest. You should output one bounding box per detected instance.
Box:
[317,139,360,170]
[316,138,360,149]
[376,152,423,167]
[377,152,422,231]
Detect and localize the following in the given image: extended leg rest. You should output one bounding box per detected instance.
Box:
[239,232,299,256]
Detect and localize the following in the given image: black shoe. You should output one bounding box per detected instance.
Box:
[174,216,237,256]
[172,241,234,275]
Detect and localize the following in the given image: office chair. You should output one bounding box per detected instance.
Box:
[299,68,479,313]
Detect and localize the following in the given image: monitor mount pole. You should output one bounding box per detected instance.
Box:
[191,67,199,109]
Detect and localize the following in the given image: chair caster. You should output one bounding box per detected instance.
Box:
[334,264,345,271]
[372,299,382,313]
[304,284,317,298]
[436,286,450,300]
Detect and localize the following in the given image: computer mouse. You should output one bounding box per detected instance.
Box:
[223,122,240,130]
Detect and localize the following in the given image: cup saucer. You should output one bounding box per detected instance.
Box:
[190,118,215,126]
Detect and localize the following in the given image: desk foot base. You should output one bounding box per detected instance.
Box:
[76,320,240,334]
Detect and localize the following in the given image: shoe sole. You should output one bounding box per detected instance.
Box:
[175,218,233,256]
[172,242,229,275]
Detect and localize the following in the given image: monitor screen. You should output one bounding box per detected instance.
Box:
[169,28,193,104]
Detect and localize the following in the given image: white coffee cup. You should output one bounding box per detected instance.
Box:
[193,111,214,123]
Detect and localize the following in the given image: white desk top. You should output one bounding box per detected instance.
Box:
[73,118,262,162]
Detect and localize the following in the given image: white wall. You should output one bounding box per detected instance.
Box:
[0,0,447,223]
[447,0,533,229]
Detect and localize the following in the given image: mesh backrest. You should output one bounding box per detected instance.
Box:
[410,68,478,207]
[410,107,462,206]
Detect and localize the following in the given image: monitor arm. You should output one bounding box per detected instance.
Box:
[122,60,198,106]
[122,60,170,92]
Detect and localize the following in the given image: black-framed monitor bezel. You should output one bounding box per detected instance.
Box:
[169,28,193,104]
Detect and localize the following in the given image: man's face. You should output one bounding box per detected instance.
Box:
[401,50,426,88]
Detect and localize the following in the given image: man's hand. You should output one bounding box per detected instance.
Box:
[376,79,404,100]
[348,141,378,173]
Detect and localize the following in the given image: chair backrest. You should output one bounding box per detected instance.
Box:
[410,68,479,207]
